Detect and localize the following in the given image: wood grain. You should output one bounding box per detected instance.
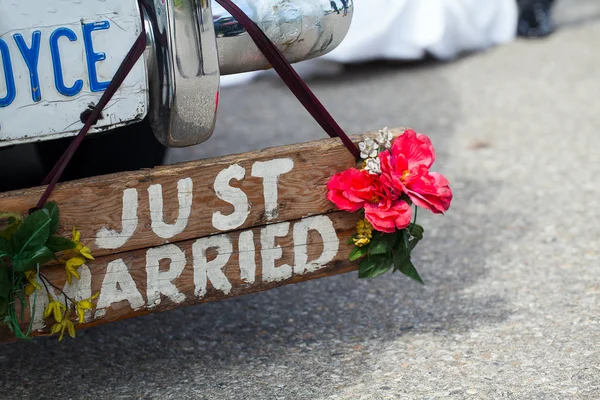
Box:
[0,212,360,341]
[0,130,413,341]
[0,132,398,259]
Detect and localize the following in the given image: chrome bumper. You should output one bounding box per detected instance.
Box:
[140,0,353,147]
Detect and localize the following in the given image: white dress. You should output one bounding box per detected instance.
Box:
[221,0,518,86]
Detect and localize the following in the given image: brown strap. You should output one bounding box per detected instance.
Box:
[215,0,361,160]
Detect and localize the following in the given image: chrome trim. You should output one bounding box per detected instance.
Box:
[141,0,220,148]
[141,0,353,148]
[214,0,354,75]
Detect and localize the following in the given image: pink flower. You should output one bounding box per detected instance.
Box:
[407,172,452,214]
[327,168,385,212]
[380,129,452,214]
[364,200,412,233]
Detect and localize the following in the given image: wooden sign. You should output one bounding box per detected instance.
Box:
[0,130,395,340]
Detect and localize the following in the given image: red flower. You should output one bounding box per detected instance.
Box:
[327,168,387,212]
[407,172,452,214]
[380,129,452,214]
[364,200,412,233]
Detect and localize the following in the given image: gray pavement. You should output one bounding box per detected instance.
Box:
[1,1,600,399]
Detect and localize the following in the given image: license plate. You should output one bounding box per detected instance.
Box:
[0,0,147,147]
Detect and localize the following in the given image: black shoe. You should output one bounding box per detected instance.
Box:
[517,0,556,38]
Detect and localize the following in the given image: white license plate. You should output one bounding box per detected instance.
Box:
[0,0,147,147]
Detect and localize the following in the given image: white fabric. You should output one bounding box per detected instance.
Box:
[221,0,518,86]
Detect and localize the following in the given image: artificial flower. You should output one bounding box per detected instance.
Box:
[50,318,76,341]
[353,219,373,247]
[356,219,373,236]
[354,237,370,247]
[379,129,452,214]
[75,293,99,324]
[375,127,393,149]
[44,297,66,322]
[390,129,436,170]
[24,271,41,295]
[405,172,453,214]
[64,256,86,284]
[72,227,94,260]
[358,138,378,159]
[327,168,393,212]
[364,157,381,174]
[364,200,412,233]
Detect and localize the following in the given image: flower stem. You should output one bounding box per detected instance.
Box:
[39,273,51,296]
[39,273,75,305]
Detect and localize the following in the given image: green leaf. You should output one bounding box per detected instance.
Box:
[42,202,60,235]
[349,246,368,262]
[0,298,7,320]
[358,255,392,279]
[0,236,12,257]
[46,236,76,253]
[0,267,10,299]
[0,212,22,222]
[409,224,424,241]
[393,245,410,272]
[10,210,52,257]
[0,214,22,241]
[396,258,424,284]
[346,237,356,246]
[368,232,397,256]
[11,246,55,273]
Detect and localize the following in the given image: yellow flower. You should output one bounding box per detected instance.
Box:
[50,318,76,341]
[24,271,41,295]
[75,293,99,324]
[64,256,86,284]
[44,297,66,323]
[72,227,94,260]
[353,219,373,246]
[353,237,370,247]
[356,219,373,238]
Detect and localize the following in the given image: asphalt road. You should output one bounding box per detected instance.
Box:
[2,1,600,399]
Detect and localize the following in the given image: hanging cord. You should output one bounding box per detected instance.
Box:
[215,0,361,160]
[35,5,148,210]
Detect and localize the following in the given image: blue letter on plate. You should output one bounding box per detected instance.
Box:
[82,21,111,92]
[0,38,16,108]
[50,27,83,97]
[14,31,42,102]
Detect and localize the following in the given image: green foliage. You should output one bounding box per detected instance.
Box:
[394,257,423,284]
[46,236,76,253]
[0,298,7,320]
[409,223,424,241]
[358,254,392,278]
[10,210,52,258]
[0,266,9,301]
[0,237,11,256]
[349,246,368,261]
[11,246,55,273]
[0,213,22,241]
[1,203,75,272]
[42,202,60,236]
[368,232,398,255]
[0,203,79,337]
[0,267,10,320]
[348,221,426,283]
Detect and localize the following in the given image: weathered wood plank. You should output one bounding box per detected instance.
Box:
[0,130,409,341]
[1,212,359,340]
[0,132,392,259]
